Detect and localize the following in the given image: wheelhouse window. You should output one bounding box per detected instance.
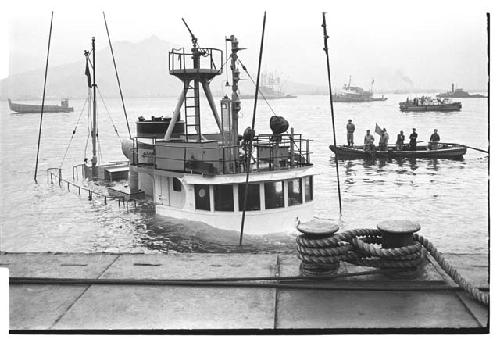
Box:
[238,183,260,211]
[305,176,313,202]
[195,184,210,211]
[172,177,182,192]
[265,181,284,209]
[214,184,234,212]
[288,178,302,206]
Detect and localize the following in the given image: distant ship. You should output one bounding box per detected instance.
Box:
[240,72,297,99]
[331,76,387,102]
[8,98,74,113]
[399,96,462,112]
[436,83,487,98]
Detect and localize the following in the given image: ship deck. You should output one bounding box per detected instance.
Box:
[3,252,488,333]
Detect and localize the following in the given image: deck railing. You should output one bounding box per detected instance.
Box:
[132,133,312,176]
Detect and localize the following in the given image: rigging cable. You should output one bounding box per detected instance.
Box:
[321,13,342,215]
[59,97,89,168]
[34,11,54,183]
[97,86,121,138]
[237,58,277,117]
[239,11,266,246]
[103,12,131,139]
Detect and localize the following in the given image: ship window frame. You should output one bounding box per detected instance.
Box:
[194,184,210,211]
[264,181,284,209]
[172,177,182,192]
[214,184,234,212]
[238,183,261,211]
[288,178,303,206]
[305,176,313,202]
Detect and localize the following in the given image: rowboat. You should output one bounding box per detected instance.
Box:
[8,98,74,113]
[329,143,467,160]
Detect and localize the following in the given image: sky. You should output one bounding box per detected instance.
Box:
[0,0,495,91]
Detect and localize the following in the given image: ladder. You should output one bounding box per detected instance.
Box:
[183,79,201,141]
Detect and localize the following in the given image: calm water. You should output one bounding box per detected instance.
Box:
[0,94,488,254]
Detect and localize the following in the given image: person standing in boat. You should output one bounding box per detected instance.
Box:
[364,129,375,151]
[346,119,355,147]
[396,130,405,150]
[409,128,418,151]
[429,129,440,150]
[378,128,389,151]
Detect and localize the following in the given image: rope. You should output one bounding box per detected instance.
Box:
[59,97,89,168]
[97,86,121,138]
[296,228,488,306]
[103,12,131,139]
[34,11,54,183]
[237,58,277,116]
[321,13,342,215]
[239,11,266,245]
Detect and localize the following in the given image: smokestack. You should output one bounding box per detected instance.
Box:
[452,83,455,92]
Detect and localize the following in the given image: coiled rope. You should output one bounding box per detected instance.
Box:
[296,229,489,306]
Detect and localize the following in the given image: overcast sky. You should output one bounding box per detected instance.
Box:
[0,0,495,91]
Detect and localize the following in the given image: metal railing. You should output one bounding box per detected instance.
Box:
[132,134,313,176]
[169,47,223,74]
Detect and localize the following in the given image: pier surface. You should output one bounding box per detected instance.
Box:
[2,252,488,332]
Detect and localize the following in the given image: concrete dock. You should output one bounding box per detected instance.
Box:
[2,252,488,332]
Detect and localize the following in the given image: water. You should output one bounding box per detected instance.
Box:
[0,95,488,254]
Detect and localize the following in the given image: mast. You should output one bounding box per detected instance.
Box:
[91,37,98,177]
[228,35,241,148]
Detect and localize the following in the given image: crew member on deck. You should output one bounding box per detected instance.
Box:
[429,129,440,150]
[346,119,355,147]
[396,130,405,150]
[409,128,418,151]
[364,129,375,152]
[379,128,389,151]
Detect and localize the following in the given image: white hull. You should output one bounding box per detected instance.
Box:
[156,201,314,235]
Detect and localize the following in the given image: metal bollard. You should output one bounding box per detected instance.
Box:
[297,221,340,276]
[377,220,423,277]
[88,190,92,201]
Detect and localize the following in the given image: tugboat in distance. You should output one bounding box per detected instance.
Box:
[240,72,297,99]
[331,76,387,102]
[437,83,487,98]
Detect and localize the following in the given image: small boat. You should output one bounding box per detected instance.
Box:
[399,97,461,112]
[437,83,487,99]
[331,77,387,102]
[8,98,74,113]
[329,143,467,160]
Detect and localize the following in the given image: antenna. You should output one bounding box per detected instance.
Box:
[181,18,198,48]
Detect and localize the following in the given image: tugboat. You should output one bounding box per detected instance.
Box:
[8,98,73,113]
[120,32,314,235]
[437,83,487,98]
[331,76,387,102]
[240,72,297,99]
[399,96,462,112]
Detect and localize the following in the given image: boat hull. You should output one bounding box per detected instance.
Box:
[8,99,74,113]
[399,102,462,112]
[331,96,387,102]
[329,144,467,160]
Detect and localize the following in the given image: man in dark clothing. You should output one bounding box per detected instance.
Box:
[409,128,418,151]
[346,119,355,147]
[396,130,405,150]
[429,129,440,150]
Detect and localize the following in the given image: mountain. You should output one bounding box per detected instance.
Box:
[0,35,327,100]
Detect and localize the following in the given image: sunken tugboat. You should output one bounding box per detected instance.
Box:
[122,33,314,234]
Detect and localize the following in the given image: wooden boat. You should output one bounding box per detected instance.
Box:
[399,97,461,112]
[329,143,467,160]
[8,98,74,113]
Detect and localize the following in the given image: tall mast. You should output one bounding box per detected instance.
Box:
[91,37,98,177]
[229,35,240,147]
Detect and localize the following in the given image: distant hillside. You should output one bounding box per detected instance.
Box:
[1,35,327,100]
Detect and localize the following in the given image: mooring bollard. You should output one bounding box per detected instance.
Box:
[297,221,340,276]
[377,220,423,277]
